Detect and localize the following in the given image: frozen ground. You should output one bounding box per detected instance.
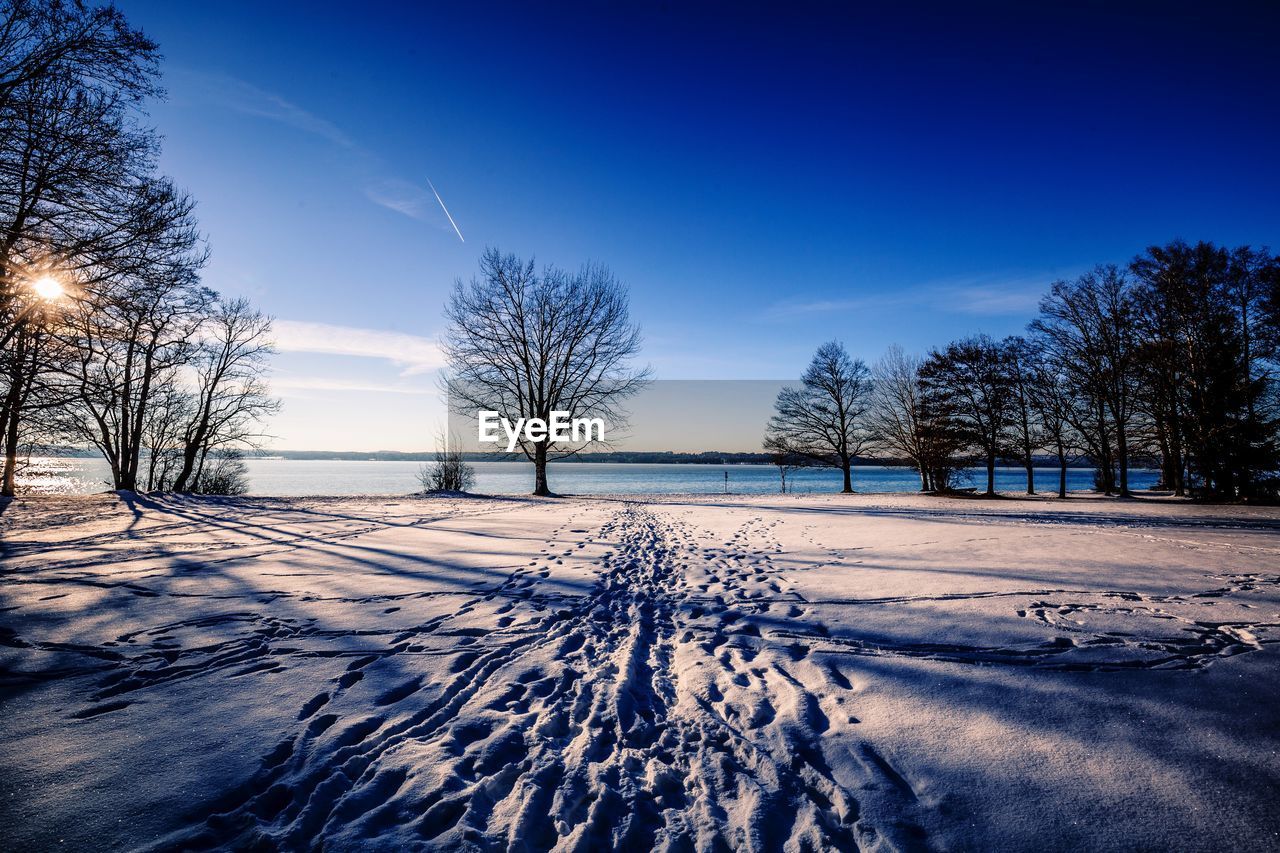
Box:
[1,491,1278,851]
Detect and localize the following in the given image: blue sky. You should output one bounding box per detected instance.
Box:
[119,1,1280,450]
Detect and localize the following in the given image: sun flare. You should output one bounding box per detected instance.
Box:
[31,275,63,300]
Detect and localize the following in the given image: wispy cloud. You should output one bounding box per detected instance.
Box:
[170,69,356,149]
[272,376,438,395]
[172,69,466,239]
[273,320,444,376]
[766,273,1059,320]
[767,294,905,318]
[364,179,430,219]
[946,285,1044,315]
[363,178,465,242]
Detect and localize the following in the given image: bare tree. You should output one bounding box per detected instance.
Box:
[867,345,955,491]
[193,448,248,495]
[0,279,78,494]
[765,341,871,493]
[1004,335,1042,494]
[1032,266,1141,496]
[919,334,1013,496]
[1,8,157,349]
[1026,345,1083,498]
[443,248,648,496]
[56,180,209,491]
[764,436,807,494]
[1242,247,1280,497]
[0,0,158,115]
[419,431,475,493]
[0,21,166,484]
[0,1,279,496]
[0,314,42,492]
[170,297,276,492]
[140,379,188,490]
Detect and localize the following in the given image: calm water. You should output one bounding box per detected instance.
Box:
[18,456,1160,497]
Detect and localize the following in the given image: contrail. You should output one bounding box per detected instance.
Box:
[427,178,465,243]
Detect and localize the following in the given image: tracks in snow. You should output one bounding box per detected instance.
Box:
[171,504,926,851]
[8,497,1278,851]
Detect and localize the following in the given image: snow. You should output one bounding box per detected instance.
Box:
[1,491,1278,850]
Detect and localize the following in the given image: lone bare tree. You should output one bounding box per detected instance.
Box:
[764,341,872,493]
[443,248,648,496]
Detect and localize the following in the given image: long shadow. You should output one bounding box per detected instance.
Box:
[1,491,619,850]
[9,493,1278,850]
[621,495,1280,533]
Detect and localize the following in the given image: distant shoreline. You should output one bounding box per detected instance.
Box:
[26,448,1147,469]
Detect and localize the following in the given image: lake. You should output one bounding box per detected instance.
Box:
[16,456,1160,497]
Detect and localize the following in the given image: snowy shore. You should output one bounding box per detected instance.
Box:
[1,492,1278,851]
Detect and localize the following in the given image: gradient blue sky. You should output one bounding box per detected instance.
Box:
[119,1,1280,450]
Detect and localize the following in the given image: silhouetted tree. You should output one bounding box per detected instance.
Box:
[0,18,159,474]
[57,180,209,491]
[0,0,158,115]
[919,334,1012,496]
[1026,343,1083,498]
[1132,241,1280,499]
[765,341,871,494]
[1225,246,1280,499]
[443,248,648,496]
[1004,335,1041,494]
[170,298,276,492]
[0,2,275,496]
[1031,266,1140,496]
[868,344,961,491]
[193,448,248,495]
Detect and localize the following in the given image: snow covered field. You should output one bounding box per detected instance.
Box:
[1,492,1278,851]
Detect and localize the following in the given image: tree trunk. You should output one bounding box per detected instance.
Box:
[841,456,853,493]
[1058,455,1067,499]
[1095,400,1114,495]
[1155,415,1173,490]
[193,447,210,490]
[1168,397,1185,496]
[532,442,551,496]
[173,442,200,492]
[1,393,19,497]
[985,452,996,496]
[118,461,137,492]
[0,406,10,497]
[1024,456,1035,495]
[1,335,27,497]
[920,469,930,492]
[124,351,157,492]
[1116,427,1131,497]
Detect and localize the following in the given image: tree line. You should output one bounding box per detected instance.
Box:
[443,242,1279,500]
[767,242,1280,500]
[0,0,276,496]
